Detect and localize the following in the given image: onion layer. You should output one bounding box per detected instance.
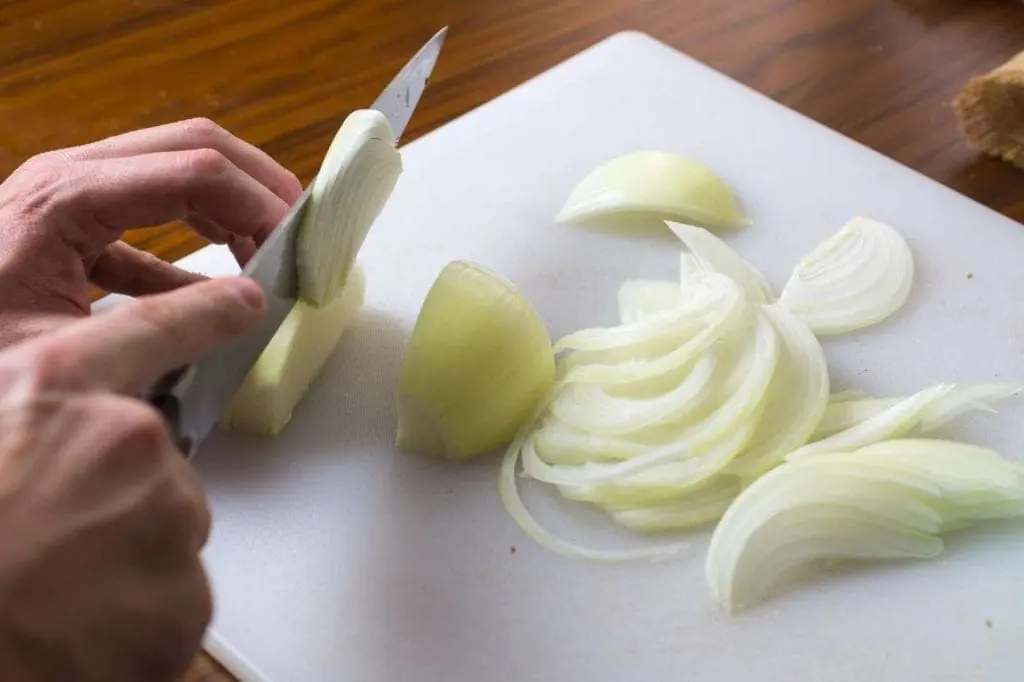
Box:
[778,217,914,335]
[707,439,1024,611]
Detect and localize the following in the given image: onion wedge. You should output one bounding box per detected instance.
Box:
[707,441,1024,610]
[298,109,402,305]
[778,217,914,335]
[668,222,775,303]
[555,151,747,229]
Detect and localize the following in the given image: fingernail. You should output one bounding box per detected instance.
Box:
[224,277,265,311]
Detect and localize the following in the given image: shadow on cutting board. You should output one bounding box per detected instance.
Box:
[195,307,410,490]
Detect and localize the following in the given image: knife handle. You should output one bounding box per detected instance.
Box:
[144,365,198,457]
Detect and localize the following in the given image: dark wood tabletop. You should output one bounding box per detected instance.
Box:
[2,0,1023,680]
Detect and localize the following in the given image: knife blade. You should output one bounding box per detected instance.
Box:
[146,26,447,457]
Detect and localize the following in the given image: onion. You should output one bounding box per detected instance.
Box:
[554,272,736,352]
[298,110,402,305]
[612,476,743,532]
[525,310,778,490]
[560,283,746,385]
[706,440,1024,610]
[829,388,871,402]
[498,424,690,563]
[617,280,684,324]
[548,353,718,436]
[220,266,366,437]
[555,150,747,229]
[787,384,953,460]
[667,222,775,303]
[726,304,830,478]
[396,261,555,460]
[778,217,914,335]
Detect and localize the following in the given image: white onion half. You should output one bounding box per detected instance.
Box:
[778,217,914,335]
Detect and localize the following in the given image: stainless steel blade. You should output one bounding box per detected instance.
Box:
[371,26,447,141]
[152,188,311,456]
[150,27,447,457]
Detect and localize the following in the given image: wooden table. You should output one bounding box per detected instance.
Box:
[1,0,1023,679]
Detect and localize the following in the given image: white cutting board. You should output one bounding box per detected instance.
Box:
[117,31,1024,682]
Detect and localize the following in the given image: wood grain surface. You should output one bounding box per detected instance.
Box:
[1,0,1023,680]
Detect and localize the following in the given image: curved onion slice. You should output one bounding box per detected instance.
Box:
[555,150,748,229]
[555,272,735,352]
[707,442,1024,610]
[298,109,402,305]
[810,382,1024,441]
[612,476,742,532]
[526,311,778,489]
[727,304,830,478]
[561,286,746,385]
[668,222,775,303]
[830,388,871,403]
[778,217,914,335]
[499,432,690,562]
[617,280,684,324]
[787,384,953,460]
[549,353,717,436]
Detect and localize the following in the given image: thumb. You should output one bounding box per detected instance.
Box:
[13,277,266,395]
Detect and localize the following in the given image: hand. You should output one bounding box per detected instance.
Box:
[0,117,301,348]
[0,273,266,682]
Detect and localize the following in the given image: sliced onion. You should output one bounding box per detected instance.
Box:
[548,353,717,436]
[554,272,735,352]
[498,430,690,563]
[778,217,914,335]
[561,288,746,385]
[707,441,1024,610]
[612,476,742,532]
[811,382,1024,441]
[727,304,830,478]
[527,311,778,489]
[830,388,871,402]
[787,384,953,460]
[555,150,748,229]
[667,222,775,303]
[679,251,705,281]
[617,280,684,325]
[298,109,402,305]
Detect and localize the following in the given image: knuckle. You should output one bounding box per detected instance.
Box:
[179,116,226,145]
[184,147,232,177]
[6,156,69,217]
[5,341,85,394]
